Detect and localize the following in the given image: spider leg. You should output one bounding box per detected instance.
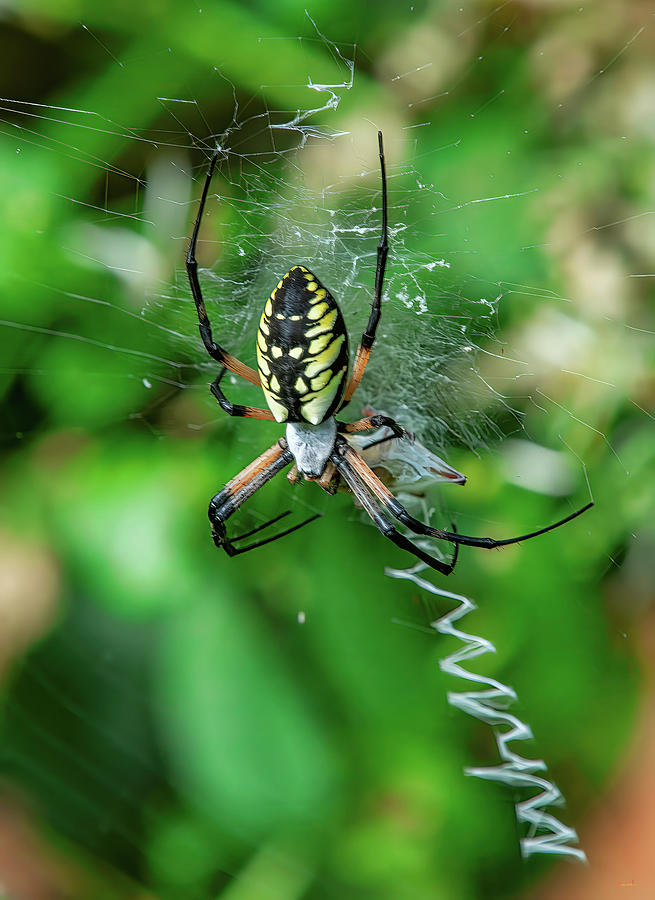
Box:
[338,413,411,453]
[287,462,300,485]
[229,510,320,552]
[317,460,339,494]
[337,414,407,456]
[339,441,593,551]
[230,510,292,541]
[338,414,408,440]
[330,450,458,576]
[339,131,388,409]
[210,368,274,421]
[209,439,319,556]
[187,150,260,386]
[359,433,400,452]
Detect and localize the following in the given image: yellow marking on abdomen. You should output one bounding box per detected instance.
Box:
[306,308,337,338]
[307,302,329,321]
[263,393,288,423]
[304,334,345,378]
[308,333,332,355]
[288,346,303,359]
[300,366,347,425]
[310,369,332,392]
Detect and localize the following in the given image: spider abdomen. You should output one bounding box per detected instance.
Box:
[256,266,350,425]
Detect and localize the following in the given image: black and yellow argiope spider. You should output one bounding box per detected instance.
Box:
[186,133,592,575]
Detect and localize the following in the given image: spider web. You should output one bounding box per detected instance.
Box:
[0,20,512,457]
[0,3,652,897]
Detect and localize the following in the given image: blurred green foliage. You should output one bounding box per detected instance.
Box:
[0,1,652,898]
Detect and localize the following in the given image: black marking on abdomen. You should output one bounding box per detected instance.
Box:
[256,266,349,424]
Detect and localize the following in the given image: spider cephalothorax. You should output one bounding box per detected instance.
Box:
[186,132,592,574]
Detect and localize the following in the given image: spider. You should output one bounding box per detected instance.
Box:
[186,133,592,575]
